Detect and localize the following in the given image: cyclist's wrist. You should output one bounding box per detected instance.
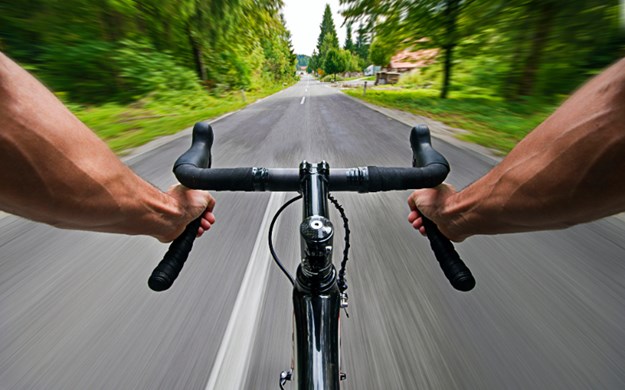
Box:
[142,185,215,242]
[140,189,189,242]
[438,191,474,242]
[110,175,188,241]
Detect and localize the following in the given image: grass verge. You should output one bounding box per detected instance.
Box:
[344,88,560,154]
[72,84,288,154]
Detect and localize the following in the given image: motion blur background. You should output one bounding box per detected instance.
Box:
[1,1,625,389]
[0,0,623,153]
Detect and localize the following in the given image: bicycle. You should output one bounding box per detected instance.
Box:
[147,122,476,389]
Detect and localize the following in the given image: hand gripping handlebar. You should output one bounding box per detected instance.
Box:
[148,122,475,291]
[410,125,475,292]
[147,124,213,291]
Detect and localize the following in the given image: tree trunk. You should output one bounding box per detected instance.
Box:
[100,8,123,42]
[441,45,454,99]
[504,23,530,100]
[440,0,460,99]
[517,1,557,97]
[187,23,207,82]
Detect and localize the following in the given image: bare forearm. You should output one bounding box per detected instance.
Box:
[447,58,625,237]
[0,52,188,239]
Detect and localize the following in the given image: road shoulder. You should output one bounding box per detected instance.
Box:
[338,89,502,164]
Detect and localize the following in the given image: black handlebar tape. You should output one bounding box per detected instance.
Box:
[421,215,476,292]
[175,166,256,190]
[148,218,202,291]
[410,125,450,169]
[148,122,213,291]
[367,165,448,191]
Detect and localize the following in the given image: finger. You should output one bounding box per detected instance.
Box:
[204,210,216,224]
[200,218,212,230]
[197,227,205,237]
[205,194,216,211]
[412,217,423,230]
[407,193,417,211]
[418,226,426,236]
[408,210,419,223]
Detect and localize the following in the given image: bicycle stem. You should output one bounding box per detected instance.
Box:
[297,161,336,292]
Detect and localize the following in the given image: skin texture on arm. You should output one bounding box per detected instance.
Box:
[0,52,215,242]
[408,57,625,242]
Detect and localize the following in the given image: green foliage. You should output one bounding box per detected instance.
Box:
[341,50,360,72]
[344,23,355,52]
[344,88,557,153]
[39,40,119,103]
[341,0,623,100]
[297,54,311,67]
[0,0,300,155]
[75,84,285,153]
[317,4,340,57]
[114,39,204,100]
[368,38,394,66]
[354,22,370,63]
[323,48,344,78]
[398,66,441,90]
[307,51,320,73]
[320,33,340,58]
[312,5,364,75]
[0,0,297,105]
[321,74,345,82]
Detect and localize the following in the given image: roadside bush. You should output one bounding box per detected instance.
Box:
[39,38,207,105]
[40,40,120,103]
[114,39,205,102]
[321,74,345,82]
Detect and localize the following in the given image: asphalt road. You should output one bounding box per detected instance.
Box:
[1,75,624,390]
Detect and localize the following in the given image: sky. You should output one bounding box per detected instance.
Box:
[281,0,348,56]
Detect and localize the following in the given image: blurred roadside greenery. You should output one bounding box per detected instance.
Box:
[344,88,556,153]
[0,0,297,152]
[339,0,624,152]
[341,0,624,100]
[71,86,285,154]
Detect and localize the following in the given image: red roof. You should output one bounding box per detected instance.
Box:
[390,49,438,70]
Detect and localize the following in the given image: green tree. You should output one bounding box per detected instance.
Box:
[323,48,344,81]
[341,49,360,72]
[307,51,320,74]
[368,38,393,67]
[342,0,471,98]
[498,0,621,97]
[341,0,623,100]
[297,54,311,67]
[316,4,339,57]
[344,23,355,52]
[320,32,340,58]
[354,23,369,58]
[0,0,298,103]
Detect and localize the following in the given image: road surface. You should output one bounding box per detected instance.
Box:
[1,75,624,389]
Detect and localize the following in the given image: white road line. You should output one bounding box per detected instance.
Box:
[301,96,306,104]
[205,192,287,390]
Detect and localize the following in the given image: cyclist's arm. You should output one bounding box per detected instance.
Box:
[0,52,215,242]
[408,57,625,242]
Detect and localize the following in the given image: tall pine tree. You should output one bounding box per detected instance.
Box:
[316,4,339,57]
[344,23,355,52]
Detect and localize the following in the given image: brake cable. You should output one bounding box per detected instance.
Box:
[268,195,301,286]
[268,193,351,293]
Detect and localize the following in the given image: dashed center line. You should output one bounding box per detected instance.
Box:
[204,192,287,390]
[301,96,306,105]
